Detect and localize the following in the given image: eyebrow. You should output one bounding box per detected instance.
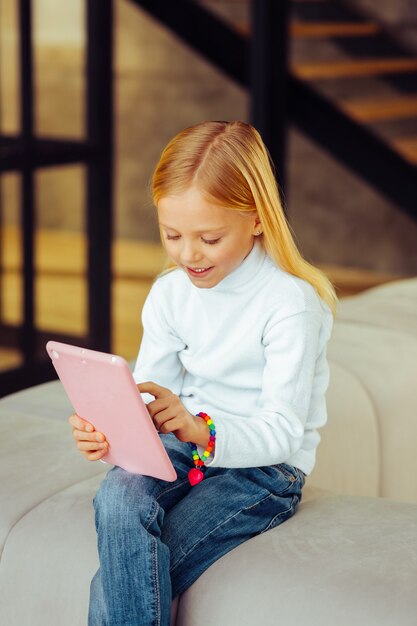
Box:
[159,223,226,234]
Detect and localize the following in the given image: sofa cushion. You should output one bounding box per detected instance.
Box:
[177,493,417,626]
[310,360,380,497]
[335,276,417,335]
[0,474,102,625]
[310,277,417,503]
[0,385,106,555]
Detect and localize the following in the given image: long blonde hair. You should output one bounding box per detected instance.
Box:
[152,120,338,318]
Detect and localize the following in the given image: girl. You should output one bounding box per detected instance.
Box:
[69,120,338,626]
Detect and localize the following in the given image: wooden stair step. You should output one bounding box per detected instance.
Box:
[293,58,417,80]
[340,96,417,122]
[392,137,417,163]
[291,21,380,38]
[236,21,380,39]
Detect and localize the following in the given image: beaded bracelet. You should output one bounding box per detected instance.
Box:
[188,412,216,486]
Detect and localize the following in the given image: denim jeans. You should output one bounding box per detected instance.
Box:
[88,432,306,626]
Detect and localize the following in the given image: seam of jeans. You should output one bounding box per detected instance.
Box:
[145,499,160,532]
[276,465,306,491]
[276,463,298,482]
[242,491,273,511]
[260,493,299,534]
[151,535,160,626]
[155,478,190,502]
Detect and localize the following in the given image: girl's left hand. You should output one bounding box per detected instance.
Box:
[137,381,202,444]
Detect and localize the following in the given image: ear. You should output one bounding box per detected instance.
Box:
[252,214,262,236]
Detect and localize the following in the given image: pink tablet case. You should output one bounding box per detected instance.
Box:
[46,341,177,481]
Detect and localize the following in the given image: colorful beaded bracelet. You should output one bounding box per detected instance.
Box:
[188,412,216,486]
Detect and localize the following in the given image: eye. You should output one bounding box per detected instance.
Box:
[166,234,180,241]
[202,238,221,245]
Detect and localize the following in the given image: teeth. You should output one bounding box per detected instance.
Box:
[193,268,208,273]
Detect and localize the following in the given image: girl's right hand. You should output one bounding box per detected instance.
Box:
[68,413,108,461]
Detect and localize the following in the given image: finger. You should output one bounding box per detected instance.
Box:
[146,397,171,418]
[137,381,171,399]
[68,413,94,433]
[152,407,178,432]
[77,440,108,452]
[73,429,106,443]
[85,448,108,462]
[158,416,181,435]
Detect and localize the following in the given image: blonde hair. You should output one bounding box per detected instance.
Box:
[152,120,338,318]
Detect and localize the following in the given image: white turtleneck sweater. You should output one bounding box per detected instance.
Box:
[132,238,334,475]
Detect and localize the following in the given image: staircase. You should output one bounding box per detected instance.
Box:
[133,0,417,224]
[231,0,417,176]
[288,0,417,166]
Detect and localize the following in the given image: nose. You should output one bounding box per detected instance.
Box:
[180,239,203,266]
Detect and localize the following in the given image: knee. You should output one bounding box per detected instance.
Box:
[93,467,160,531]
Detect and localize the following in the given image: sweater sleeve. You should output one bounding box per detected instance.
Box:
[198,309,326,468]
[132,282,186,405]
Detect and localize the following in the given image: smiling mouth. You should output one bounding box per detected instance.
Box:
[187,266,214,276]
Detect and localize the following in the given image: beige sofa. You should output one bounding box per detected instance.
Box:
[0,277,416,625]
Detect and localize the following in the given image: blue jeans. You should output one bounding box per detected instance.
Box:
[88,432,305,626]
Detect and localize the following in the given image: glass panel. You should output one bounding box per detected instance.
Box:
[112,240,166,361]
[34,165,87,337]
[33,0,85,138]
[0,174,23,371]
[0,0,20,134]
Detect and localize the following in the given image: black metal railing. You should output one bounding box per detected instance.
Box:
[0,0,113,397]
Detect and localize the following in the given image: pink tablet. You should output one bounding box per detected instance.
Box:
[46,341,177,481]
